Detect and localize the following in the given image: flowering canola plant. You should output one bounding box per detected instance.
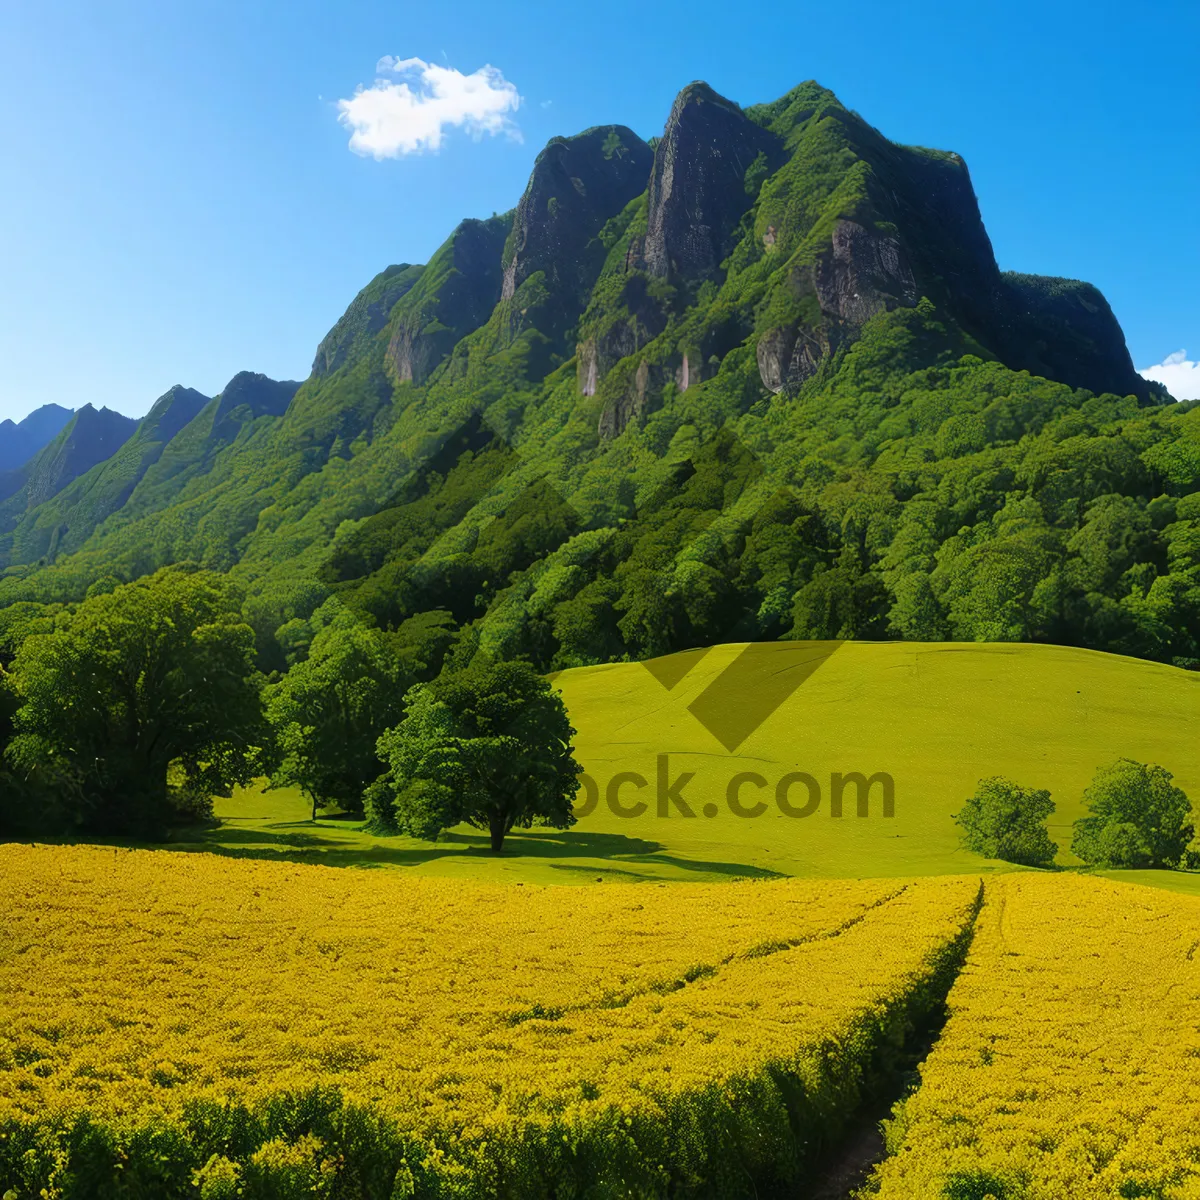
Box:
[870,873,1200,1200]
[0,845,979,1198]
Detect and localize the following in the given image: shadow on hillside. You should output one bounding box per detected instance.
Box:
[549,855,785,881]
[11,820,780,881]
[146,821,780,880]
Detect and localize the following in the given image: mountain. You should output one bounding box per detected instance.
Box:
[0,406,139,536]
[0,386,209,566]
[0,404,74,473]
[0,78,1195,677]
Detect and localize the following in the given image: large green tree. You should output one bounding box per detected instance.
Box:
[369,660,581,852]
[5,567,271,836]
[264,617,409,819]
[1071,758,1194,869]
[954,776,1057,867]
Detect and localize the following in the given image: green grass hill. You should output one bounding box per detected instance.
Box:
[195,640,1199,888]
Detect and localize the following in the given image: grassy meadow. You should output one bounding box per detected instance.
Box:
[191,640,1200,888]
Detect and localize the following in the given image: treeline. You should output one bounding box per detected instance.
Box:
[1,562,1196,871]
[0,567,580,845]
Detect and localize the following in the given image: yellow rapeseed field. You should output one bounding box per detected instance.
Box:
[870,873,1200,1200]
[0,845,979,1198]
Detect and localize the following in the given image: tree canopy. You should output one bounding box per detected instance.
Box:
[4,566,272,835]
[955,776,1058,867]
[264,616,409,819]
[1071,758,1194,869]
[368,660,581,852]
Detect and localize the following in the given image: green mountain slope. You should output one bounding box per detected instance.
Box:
[0,385,209,565]
[0,79,1195,677]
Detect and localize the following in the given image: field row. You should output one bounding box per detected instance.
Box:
[0,845,978,1198]
[870,873,1200,1199]
[8,849,1200,1199]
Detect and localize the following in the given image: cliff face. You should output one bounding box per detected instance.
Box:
[644,82,783,287]
[385,215,511,386]
[756,218,919,394]
[501,125,654,323]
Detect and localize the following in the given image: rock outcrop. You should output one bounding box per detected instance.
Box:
[597,359,662,440]
[757,219,917,393]
[644,83,782,286]
[501,126,654,319]
[756,326,829,395]
[386,215,511,386]
[576,279,670,398]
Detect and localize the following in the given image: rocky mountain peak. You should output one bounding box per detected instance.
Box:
[644,81,783,285]
[213,373,301,426]
[500,125,654,315]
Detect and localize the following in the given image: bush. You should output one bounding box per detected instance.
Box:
[1071,758,1194,869]
[954,777,1057,866]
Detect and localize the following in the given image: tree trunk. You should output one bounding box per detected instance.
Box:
[488,812,507,854]
[311,793,319,822]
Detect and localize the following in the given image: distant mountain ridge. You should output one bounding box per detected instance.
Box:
[0,404,74,473]
[0,375,302,567]
[0,405,138,515]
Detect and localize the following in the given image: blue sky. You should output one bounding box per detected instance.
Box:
[1,0,1198,424]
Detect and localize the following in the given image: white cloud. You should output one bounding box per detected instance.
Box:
[1140,349,1200,401]
[337,56,521,158]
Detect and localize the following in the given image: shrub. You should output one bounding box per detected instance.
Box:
[1071,759,1193,868]
[954,777,1057,866]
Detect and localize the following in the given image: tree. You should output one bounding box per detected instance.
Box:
[954,776,1057,866]
[369,660,581,852]
[1071,758,1194,868]
[6,567,272,836]
[264,618,409,820]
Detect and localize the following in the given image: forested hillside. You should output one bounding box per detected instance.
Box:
[0,79,1196,678]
